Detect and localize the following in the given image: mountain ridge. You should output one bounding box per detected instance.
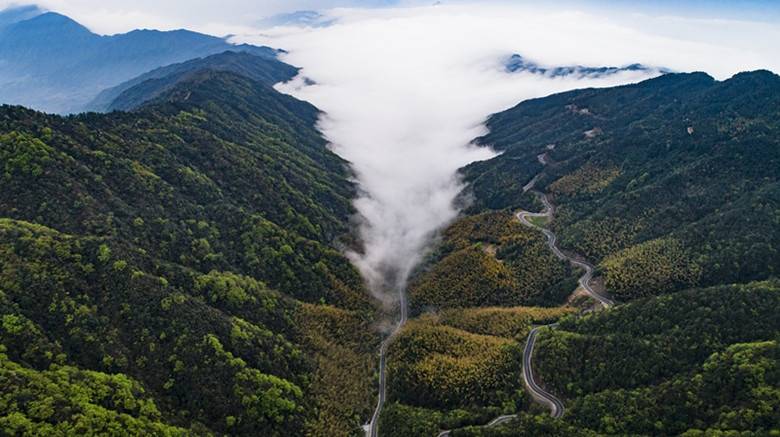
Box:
[0,5,281,114]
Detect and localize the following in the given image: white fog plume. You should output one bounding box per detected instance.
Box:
[237,4,779,303]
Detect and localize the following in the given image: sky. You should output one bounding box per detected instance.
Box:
[2,0,780,34]
[4,0,777,304]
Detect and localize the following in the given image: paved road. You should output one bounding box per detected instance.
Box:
[518,152,614,307]
[438,151,615,436]
[517,203,614,308]
[437,324,563,437]
[522,325,565,418]
[366,288,408,437]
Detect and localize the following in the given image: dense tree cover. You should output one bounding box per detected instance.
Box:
[0,345,189,436]
[409,212,575,311]
[463,71,780,298]
[448,281,780,436]
[535,280,780,398]
[600,237,702,299]
[387,318,522,409]
[0,61,379,435]
[435,306,574,340]
[382,71,780,435]
[381,306,574,434]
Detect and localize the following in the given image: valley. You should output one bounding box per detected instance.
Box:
[0,4,778,437]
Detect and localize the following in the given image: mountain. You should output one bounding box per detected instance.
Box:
[466,70,779,296]
[379,70,780,435]
[0,6,281,114]
[0,57,378,435]
[256,10,335,29]
[505,54,667,78]
[0,4,42,29]
[87,51,300,112]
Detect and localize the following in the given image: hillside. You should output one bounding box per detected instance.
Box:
[452,280,780,436]
[379,70,780,435]
[87,51,299,112]
[464,70,779,300]
[0,5,280,113]
[0,61,379,435]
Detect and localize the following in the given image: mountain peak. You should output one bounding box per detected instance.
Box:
[505,54,668,79]
[7,11,93,38]
[0,4,44,28]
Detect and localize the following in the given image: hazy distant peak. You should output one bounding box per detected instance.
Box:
[506,54,669,78]
[0,4,43,28]
[256,10,336,29]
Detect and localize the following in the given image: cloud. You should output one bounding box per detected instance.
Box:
[6,0,774,306]
[242,3,780,304]
[237,4,779,303]
[0,0,412,34]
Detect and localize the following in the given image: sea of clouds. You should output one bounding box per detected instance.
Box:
[238,4,778,305]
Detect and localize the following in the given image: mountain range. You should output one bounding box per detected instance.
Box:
[0,5,778,437]
[0,5,280,114]
[505,54,668,78]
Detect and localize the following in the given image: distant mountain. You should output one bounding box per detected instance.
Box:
[0,5,281,113]
[506,54,668,78]
[0,4,42,29]
[87,51,300,112]
[256,10,335,28]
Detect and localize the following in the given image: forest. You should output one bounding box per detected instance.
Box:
[0,54,379,436]
[381,70,780,435]
[463,70,779,300]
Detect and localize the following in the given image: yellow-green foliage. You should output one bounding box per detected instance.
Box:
[410,246,519,309]
[559,212,648,261]
[550,162,621,196]
[295,303,377,436]
[387,317,522,408]
[0,346,187,436]
[0,131,53,179]
[410,211,570,309]
[601,238,702,299]
[438,306,575,340]
[441,212,525,250]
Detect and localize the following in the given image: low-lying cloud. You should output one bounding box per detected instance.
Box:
[239,4,779,303]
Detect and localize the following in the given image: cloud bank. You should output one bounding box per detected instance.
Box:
[240,4,778,304]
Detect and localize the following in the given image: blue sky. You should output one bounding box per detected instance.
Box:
[1,0,778,34]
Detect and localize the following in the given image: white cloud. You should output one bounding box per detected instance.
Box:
[0,0,411,34]
[229,2,780,302]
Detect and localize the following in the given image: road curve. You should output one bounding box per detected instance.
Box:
[367,288,408,437]
[438,151,615,436]
[522,325,564,418]
[436,325,562,437]
[517,201,614,308]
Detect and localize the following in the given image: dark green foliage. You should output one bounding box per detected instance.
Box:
[385,71,780,436]
[0,63,378,435]
[536,280,780,397]
[531,280,780,435]
[464,71,780,297]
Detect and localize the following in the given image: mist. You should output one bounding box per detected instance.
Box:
[238,4,779,304]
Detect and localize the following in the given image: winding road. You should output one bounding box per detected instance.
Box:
[367,287,408,437]
[438,151,614,436]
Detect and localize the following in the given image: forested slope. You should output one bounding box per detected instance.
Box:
[464,70,780,300]
[453,280,780,436]
[0,58,378,435]
[381,70,780,435]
